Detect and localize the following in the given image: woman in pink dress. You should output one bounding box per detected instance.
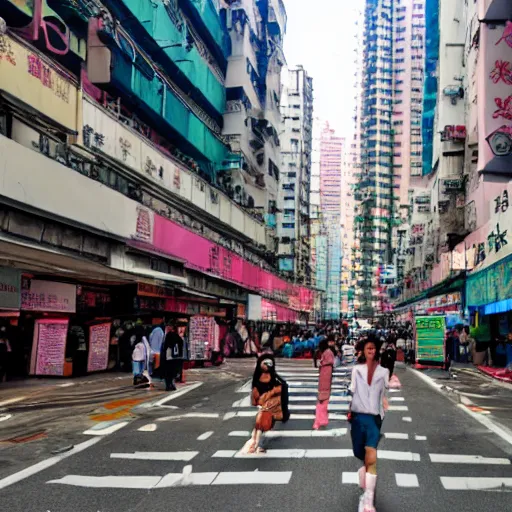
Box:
[313,340,335,429]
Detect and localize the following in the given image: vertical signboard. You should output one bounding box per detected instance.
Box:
[415,315,446,364]
[30,319,69,376]
[87,323,111,372]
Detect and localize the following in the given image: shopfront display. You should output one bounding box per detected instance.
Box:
[415,315,446,366]
[87,323,111,373]
[30,318,70,376]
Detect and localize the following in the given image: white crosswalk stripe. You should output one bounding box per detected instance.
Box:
[44,359,512,497]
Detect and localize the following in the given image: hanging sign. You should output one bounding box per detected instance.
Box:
[87,323,111,372]
[415,315,445,364]
[31,318,69,376]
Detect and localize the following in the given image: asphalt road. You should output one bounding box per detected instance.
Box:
[1,360,512,512]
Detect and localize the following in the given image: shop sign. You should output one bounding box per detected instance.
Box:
[31,318,69,376]
[0,35,78,130]
[478,22,512,172]
[236,303,246,318]
[137,282,173,299]
[87,323,111,373]
[21,279,76,313]
[134,207,153,243]
[467,254,512,308]
[0,267,21,310]
[415,315,445,363]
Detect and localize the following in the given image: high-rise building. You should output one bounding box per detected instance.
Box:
[353,0,427,318]
[278,65,314,284]
[319,123,344,320]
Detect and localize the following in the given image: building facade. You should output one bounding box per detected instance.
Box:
[0,0,316,377]
[277,65,314,284]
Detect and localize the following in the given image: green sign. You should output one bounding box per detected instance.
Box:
[415,315,445,363]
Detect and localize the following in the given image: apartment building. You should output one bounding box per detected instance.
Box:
[277,65,314,284]
[0,0,315,377]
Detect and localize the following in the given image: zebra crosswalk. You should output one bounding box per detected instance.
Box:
[45,360,512,503]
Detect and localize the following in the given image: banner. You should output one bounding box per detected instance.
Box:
[21,279,76,313]
[87,323,111,373]
[415,315,445,364]
[31,319,69,376]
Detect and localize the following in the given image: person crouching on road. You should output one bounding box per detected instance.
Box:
[349,337,389,512]
[247,355,283,454]
[313,339,334,430]
[162,324,184,392]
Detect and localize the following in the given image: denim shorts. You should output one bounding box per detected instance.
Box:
[350,412,383,461]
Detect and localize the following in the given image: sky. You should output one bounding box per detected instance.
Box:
[283,0,362,138]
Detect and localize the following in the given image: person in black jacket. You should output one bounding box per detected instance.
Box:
[161,325,184,392]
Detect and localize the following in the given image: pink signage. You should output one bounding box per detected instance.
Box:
[478,22,512,173]
[87,323,111,372]
[32,319,69,376]
[152,214,315,311]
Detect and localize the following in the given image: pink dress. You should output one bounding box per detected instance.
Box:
[314,349,335,428]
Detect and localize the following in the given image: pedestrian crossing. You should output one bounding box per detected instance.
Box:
[45,359,512,500]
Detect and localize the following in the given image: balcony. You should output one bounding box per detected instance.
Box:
[268,0,288,36]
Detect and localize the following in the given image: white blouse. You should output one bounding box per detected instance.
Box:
[350,364,389,418]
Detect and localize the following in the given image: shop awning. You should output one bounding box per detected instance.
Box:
[481,0,512,22]
[124,268,188,286]
[177,287,219,300]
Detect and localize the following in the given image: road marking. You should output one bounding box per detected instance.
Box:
[153,382,203,407]
[138,423,157,432]
[389,389,401,393]
[415,435,427,441]
[0,396,27,407]
[158,412,220,422]
[211,471,292,485]
[83,421,128,436]
[232,396,252,407]
[441,476,512,491]
[224,411,347,420]
[390,397,405,402]
[429,454,511,465]
[288,384,347,390]
[197,431,214,441]
[49,475,161,489]
[379,450,421,461]
[0,414,13,422]
[111,451,198,461]
[288,396,351,402]
[289,404,348,411]
[228,429,347,438]
[0,438,101,490]
[396,474,419,488]
[236,381,252,393]
[342,472,359,484]
[385,433,409,440]
[402,417,412,422]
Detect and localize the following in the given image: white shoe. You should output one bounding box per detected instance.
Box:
[358,466,366,489]
[363,473,377,512]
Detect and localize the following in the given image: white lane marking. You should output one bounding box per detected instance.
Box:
[138,423,157,432]
[83,421,129,436]
[385,433,409,440]
[456,403,512,448]
[111,451,198,461]
[232,396,252,407]
[229,429,348,438]
[223,411,347,420]
[415,435,427,441]
[402,417,412,422]
[411,368,512,449]
[212,471,292,485]
[0,438,101,491]
[429,454,511,465]
[389,389,401,393]
[289,404,348,411]
[0,414,13,422]
[396,474,419,488]
[197,431,214,441]
[288,396,351,402]
[213,449,358,459]
[379,450,421,462]
[236,381,252,393]
[157,412,221,423]
[153,382,203,407]
[441,476,512,491]
[0,396,27,407]
[48,475,161,489]
[288,385,347,390]
[389,406,409,411]
[58,383,75,388]
[342,472,359,484]
[390,397,405,402]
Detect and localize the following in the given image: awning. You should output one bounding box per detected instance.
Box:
[481,0,512,22]
[124,268,188,286]
[177,287,218,300]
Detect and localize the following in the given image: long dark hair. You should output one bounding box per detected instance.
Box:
[252,353,277,389]
[357,337,381,364]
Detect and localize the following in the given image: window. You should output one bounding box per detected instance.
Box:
[282,223,295,229]
[288,172,297,178]
[283,183,295,191]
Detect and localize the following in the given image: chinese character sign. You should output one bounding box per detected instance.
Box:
[415,315,445,363]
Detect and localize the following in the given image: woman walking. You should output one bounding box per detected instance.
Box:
[349,337,389,512]
[313,340,335,430]
[247,354,284,453]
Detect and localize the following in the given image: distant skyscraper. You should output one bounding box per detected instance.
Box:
[319,123,344,320]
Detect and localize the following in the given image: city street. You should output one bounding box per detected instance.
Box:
[1,360,512,512]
